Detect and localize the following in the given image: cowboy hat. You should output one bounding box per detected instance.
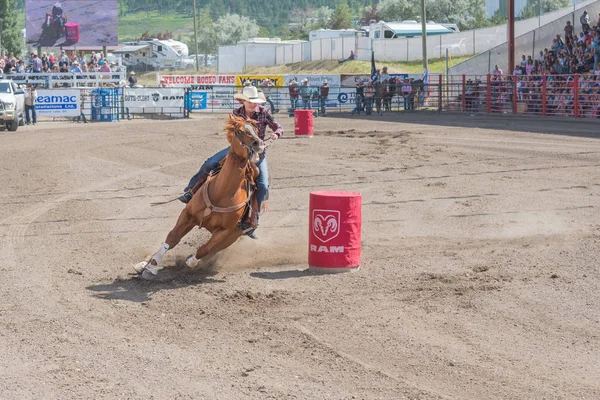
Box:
[234,86,265,104]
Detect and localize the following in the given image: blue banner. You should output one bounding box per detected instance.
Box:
[187,92,208,110]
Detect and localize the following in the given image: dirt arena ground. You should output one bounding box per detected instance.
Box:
[1,112,599,399]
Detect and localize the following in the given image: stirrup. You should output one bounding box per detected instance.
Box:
[178,191,193,204]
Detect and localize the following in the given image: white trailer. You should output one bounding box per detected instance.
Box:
[114,39,189,71]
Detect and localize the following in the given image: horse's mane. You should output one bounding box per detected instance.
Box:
[225,114,258,144]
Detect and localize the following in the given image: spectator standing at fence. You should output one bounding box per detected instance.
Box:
[401,79,412,110]
[260,78,277,114]
[299,79,311,109]
[24,84,37,125]
[364,82,375,115]
[352,81,365,115]
[287,78,299,116]
[493,65,503,77]
[319,80,330,116]
[380,66,390,82]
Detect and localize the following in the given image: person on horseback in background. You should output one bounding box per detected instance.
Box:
[178,85,283,239]
[51,2,65,31]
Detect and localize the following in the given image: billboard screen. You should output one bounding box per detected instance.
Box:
[26,0,118,47]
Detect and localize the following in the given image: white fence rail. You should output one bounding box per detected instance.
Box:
[4,72,127,89]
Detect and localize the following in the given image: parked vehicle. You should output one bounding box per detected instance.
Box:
[114,39,189,71]
[0,79,25,132]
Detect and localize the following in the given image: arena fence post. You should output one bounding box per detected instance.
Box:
[438,74,442,112]
[486,74,491,114]
[512,77,517,114]
[542,76,547,116]
[573,75,579,118]
[461,75,466,112]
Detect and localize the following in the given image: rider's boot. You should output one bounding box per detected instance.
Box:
[241,195,259,239]
[178,175,207,204]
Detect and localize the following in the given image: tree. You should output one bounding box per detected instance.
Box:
[0,0,23,56]
[212,13,260,50]
[377,0,418,22]
[519,0,570,19]
[489,9,507,26]
[361,4,379,25]
[329,2,353,30]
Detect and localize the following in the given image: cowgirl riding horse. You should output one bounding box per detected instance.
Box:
[178,85,283,239]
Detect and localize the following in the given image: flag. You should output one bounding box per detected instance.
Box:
[370,51,377,82]
[420,68,430,106]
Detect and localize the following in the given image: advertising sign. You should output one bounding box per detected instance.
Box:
[123,88,185,114]
[26,0,118,47]
[159,75,236,89]
[186,92,208,110]
[235,75,284,88]
[35,89,80,117]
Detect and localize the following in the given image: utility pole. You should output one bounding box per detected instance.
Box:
[192,0,199,71]
[0,19,3,55]
[508,0,514,75]
[421,0,428,71]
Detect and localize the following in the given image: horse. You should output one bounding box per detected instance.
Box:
[40,12,67,42]
[134,114,264,280]
[382,78,397,111]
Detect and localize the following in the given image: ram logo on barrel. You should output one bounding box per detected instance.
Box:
[312,209,340,243]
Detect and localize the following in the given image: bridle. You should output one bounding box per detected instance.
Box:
[232,123,262,167]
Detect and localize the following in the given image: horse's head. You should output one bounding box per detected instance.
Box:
[225,114,263,162]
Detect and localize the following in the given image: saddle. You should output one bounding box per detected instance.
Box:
[189,158,260,232]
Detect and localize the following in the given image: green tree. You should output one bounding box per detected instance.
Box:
[489,9,507,25]
[377,0,419,22]
[0,0,23,56]
[519,0,569,19]
[212,13,260,51]
[329,2,353,29]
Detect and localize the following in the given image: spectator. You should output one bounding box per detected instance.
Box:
[260,78,277,114]
[338,50,355,64]
[24,84,37,125]
[319,79,330,116]
[401,79,412,110]
[299,78,311,109]
[565,21,574,37]
[287,78,299,116]
[581,11,591,32]
[493,64,503,76]
[364,82,375,115]
[351,81,365,115]
[128,71,137,87]
[380,66,390,82]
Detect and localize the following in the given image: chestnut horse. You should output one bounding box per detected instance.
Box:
[134,114,264,280]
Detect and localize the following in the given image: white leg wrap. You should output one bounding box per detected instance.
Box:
[151,242,170,266]
[186,255,200,268]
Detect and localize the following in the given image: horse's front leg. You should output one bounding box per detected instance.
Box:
[135,208,196,277]
[185,228,242,268]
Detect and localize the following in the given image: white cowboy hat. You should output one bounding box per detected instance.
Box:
[234,86,265,104]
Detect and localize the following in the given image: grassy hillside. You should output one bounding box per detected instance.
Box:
[118,11,194,41]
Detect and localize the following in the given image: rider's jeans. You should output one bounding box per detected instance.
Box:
[185,147,269,217]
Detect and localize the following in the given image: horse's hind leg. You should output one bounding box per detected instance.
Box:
[185,228,242,268]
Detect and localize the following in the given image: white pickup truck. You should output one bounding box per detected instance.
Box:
[0,79,25,131]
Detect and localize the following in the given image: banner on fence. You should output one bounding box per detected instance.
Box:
[159,75,236,89]
[35,89,80,117]
[235,75,284,88]
[187,92,208,110]
[124,88,185,114]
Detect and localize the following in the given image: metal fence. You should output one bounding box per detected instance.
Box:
[4,72,126,89]
[445,73,600,118]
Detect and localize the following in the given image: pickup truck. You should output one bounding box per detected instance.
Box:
[0,79,25,131]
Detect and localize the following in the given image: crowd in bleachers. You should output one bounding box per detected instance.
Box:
[1,49,123,76]
[512,11,600,76]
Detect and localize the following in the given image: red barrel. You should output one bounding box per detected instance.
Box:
[309,191,362,273]
[65,22,80,43]
[294,109,313,137]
